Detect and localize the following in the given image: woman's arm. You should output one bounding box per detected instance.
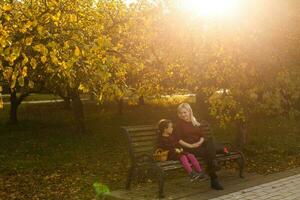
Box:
[179,139,198,148]
[195,137,204,147]
[196,137,204,147]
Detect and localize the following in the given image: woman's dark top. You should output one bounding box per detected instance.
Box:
[173,119,204,144]
[159,134,181,160]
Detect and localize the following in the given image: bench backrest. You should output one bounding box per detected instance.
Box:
[122,123,212,163]
[122,125,159,163]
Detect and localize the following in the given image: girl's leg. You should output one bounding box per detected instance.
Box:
[186,153,202,173]
[179,155,193,174]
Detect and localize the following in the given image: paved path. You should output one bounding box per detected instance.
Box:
[210,173,300,200]
[107,168,300,200]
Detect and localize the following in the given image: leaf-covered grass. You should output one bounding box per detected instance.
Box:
[0,101,299,199]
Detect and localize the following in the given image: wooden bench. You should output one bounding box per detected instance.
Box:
[122,124,245,198]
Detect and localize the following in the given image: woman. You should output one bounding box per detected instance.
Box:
[173,103,224,190]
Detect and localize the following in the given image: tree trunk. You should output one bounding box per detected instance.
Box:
[89,93,95,101]
[57,90,71,110]
[195,91,210,120]
[64,97,71,109]
[117,98,124,115]
[70,90,85,134]
[9,90,18,124]
[61,96,71,110]
[8,90,29,124]
[235,120,248,151]
[138,95,145,105]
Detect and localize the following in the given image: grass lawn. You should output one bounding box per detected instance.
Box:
[1,93,62,102]
[0,100,300,199]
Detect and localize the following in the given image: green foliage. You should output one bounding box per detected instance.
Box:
[93,182,110,199]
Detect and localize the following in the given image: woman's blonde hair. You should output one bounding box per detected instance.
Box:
[177,103,200,126]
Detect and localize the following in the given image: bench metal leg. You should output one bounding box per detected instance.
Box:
[154,166,165,199]
[237,152,245,178]
[126,165,135,190]
[158,170,165,199]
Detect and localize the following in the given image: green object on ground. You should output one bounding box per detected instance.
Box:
[93,182,110,198]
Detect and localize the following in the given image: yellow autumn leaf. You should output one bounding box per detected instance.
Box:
[3,4,12,11]
[51,11,61,22]
[11,72,17,81]
[0,98,3,109]
[22,66,28,77]
[22,53,29,66]
[0,86,2,92]
[30,58,37,69]
[32,20,38,27]
[25,37,33,46]
[61,61,68,69]
[37,25,44,35]
[74,46,80,56]
[33,44,44,52]
[3,67,13,80]
[64,41,70,49]
[24,21,33,29]
[50,54,59,64]
[69,14,77,22]
[20,28,28,33]
[78,83,89,93]
[41,56,47,63]
[28,80,34,89]
[18,76,24,87]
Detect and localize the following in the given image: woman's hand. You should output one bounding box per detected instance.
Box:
[179,140,200,149]
[191,138,205,148]
[196,137,205,147]
[192,142,201,148]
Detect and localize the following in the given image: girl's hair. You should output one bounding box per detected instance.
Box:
[177,103,200,126]
[158,119,172,136]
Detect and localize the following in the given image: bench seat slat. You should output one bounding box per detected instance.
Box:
[161,164,183,171]
[157,160,180,166]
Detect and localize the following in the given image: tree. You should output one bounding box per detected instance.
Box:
[0,0,45,123]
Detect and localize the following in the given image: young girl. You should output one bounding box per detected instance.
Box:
[157,119,205,181]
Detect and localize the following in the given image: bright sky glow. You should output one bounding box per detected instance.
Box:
[179,0,240,18]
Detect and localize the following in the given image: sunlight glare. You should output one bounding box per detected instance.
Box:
[180,0,240,18]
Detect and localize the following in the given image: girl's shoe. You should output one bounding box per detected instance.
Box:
[197,170,205,179]
[189,171,201,182]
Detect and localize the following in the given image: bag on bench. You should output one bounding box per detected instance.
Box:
[153,148,169,161]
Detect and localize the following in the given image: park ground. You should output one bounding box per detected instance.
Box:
[0,94,300,199]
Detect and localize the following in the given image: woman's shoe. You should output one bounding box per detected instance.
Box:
[211,178,224,190]
[197,170,205,179]
[190,171,201,182]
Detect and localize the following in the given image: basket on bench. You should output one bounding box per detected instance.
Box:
[122,124,245,198]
